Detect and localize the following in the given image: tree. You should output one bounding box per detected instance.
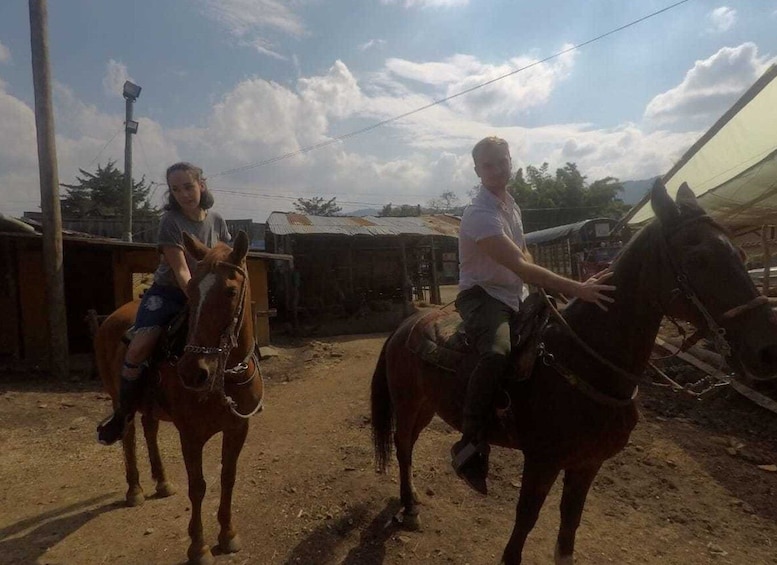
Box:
[507,162,627,231]
[379,203,423,217]
[427,190,462,213]
[292,196,342,216]
[60,160,157,218]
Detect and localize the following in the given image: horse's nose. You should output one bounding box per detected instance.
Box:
[194,367,209,386]
[192,360,211,387]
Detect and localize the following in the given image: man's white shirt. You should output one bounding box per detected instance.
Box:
[458,186,529,311]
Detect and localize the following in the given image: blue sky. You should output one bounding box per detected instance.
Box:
[1,0,776,224]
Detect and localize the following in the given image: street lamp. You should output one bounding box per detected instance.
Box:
[123,80,141,100]
[122,80,141,242]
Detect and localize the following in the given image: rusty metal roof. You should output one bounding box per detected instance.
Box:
[267,212,461,238]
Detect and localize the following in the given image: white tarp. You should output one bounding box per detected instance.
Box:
[627,64,777,233]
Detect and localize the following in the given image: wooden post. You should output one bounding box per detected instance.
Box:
[400,238,411,316]
[429,236,441,304]
[347,242,354,296]
[762,225,771,296]
[29,0,69,378]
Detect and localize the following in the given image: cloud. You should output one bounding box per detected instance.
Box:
[159,57,694,218]
[0,41,11,64]
[0,52,711,221]
[200,0,305,58]
[708,6,737,32]
[381,49,577,122]
[381,0,469,7]
[0,75,180,217]
[359,39,386,52]
[643,43,774,130]
[102,59,132,98]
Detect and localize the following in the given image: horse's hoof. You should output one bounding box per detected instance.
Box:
[155,481,176,498]
[554,543,574,565]
[187,546,214,565]
[218,533,242,554]
[125,488,145,507]
[401,512,421,532]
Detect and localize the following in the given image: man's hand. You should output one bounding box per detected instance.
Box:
[576,270,616,311]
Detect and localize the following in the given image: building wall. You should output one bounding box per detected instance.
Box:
[1,235,277,364]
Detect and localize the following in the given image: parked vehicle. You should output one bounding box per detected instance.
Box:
[525,218,622,281]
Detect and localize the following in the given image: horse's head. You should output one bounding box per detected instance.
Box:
[650,180,777,380]
[177,230,251,392]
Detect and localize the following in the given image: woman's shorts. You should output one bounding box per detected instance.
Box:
[133,283,187,332]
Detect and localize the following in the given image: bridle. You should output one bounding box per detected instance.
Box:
[540,215,767,405]
[657,216,767,358]
[182,260,263,418]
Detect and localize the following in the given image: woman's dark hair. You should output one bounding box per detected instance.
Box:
[164,162,214,211]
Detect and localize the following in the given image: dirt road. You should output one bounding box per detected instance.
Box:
[1,334,777,564]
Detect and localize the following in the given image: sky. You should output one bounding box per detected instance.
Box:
[1,0,777,228]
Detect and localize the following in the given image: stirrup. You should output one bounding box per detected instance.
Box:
[450,440,489,495]
[96,412,131,446]
[451,441,480,471]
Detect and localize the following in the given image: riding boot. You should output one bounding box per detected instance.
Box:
[97,367,147,445]
[451,353,507,495]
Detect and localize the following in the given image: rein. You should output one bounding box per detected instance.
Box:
[182,260,263,418]
[538,215,767,405]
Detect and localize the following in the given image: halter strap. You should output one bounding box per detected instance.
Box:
[181,258,262,418]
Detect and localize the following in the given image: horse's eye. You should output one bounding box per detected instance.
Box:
[226,287,238,297]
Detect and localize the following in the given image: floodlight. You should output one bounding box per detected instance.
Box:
[123,80,142,100]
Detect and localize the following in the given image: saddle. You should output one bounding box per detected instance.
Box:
[406,292,553,383]
[121,307,190,364]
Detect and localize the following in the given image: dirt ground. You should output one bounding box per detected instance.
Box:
[2,333,777,565]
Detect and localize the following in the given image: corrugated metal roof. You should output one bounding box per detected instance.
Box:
[525,218,617,246]
[267,212,461,237]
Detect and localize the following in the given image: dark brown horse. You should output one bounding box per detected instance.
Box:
[371,181,777,564]
[95,231,264,565]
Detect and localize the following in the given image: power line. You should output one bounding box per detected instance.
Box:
[211,0,691,179]
[87,127,122,168]
[208,185,450,204]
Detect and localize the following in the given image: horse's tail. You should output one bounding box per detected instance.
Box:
[371,337,394,473]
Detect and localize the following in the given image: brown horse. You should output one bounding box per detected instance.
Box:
[95,231,264,565]
[371,181,777,565]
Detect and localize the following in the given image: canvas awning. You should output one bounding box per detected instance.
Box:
[625,64,777,234]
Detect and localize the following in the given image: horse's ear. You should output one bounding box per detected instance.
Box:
[183,232,209,261]
[676,182,704,217]
[650,179,680,226]
[229,230,249,264]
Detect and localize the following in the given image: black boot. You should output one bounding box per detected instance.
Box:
[451,353,507,495]
[97,373,146,445]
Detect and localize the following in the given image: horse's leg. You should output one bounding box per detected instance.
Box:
[394,403,435,531]
[141,412,175,498]
[180,432,213,565]
[501,456,561,565]
[216,422,249,554]
[554,463,602,565]
[122,419,145,507]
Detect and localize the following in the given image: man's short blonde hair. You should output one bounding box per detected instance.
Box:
[472,136,510,163]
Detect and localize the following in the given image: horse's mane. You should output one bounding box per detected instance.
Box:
[198,241,233,270]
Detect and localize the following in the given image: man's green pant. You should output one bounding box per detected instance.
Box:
[455,286,514,441]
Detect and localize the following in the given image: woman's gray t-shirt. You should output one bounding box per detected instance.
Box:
[153,209,231,288]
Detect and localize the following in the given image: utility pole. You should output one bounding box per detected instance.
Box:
[122,80,141,242]
[29,0,69,379]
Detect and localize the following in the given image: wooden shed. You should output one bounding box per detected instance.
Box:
[265,213,460,323]
[0,223,290,365]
